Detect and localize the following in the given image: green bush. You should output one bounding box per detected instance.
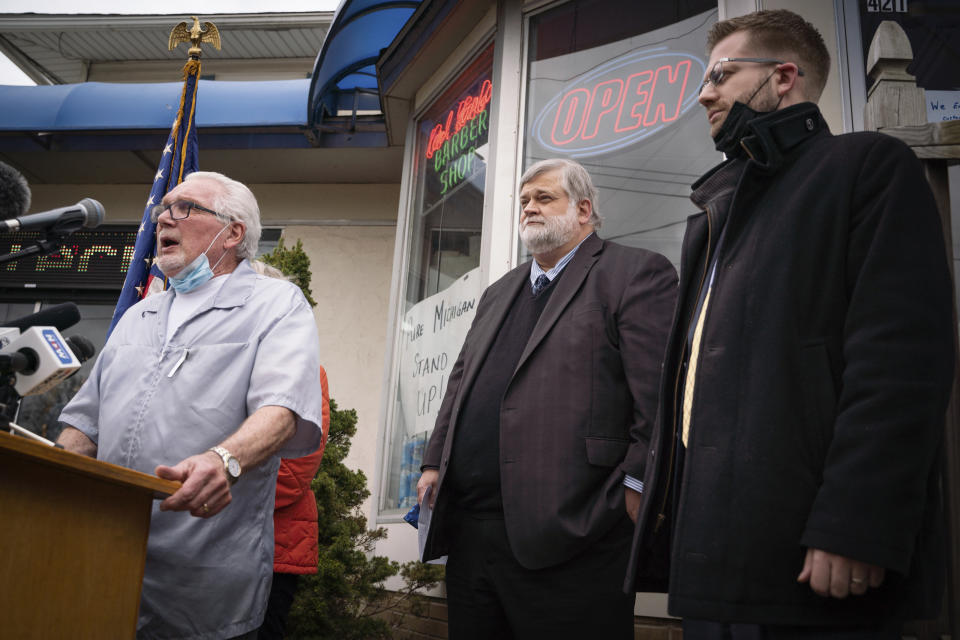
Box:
[260,237,317,306]
[287,399,445,639]
[266,233,444,637]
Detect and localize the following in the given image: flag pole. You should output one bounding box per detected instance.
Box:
[106,18,221,337]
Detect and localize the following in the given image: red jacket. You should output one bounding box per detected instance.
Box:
[273,366,329,574]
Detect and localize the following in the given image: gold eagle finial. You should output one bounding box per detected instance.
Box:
[168,16,221,59]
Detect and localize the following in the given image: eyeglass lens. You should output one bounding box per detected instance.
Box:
[700,61,724,95]
[168,202,192,219]
[150,201,192,222]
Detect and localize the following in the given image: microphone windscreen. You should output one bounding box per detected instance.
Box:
[7,302,82,332]
[0,161,31,220]
[79,198,105,228]
[65,335,96,362]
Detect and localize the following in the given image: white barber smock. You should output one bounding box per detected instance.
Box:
[60,259,324,640]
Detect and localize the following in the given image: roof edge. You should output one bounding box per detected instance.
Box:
[0,12,334,31]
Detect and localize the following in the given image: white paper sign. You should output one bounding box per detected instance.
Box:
[397,266,482,438]
[926,91,960,123]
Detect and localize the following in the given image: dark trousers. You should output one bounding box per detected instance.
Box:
[257,573,301,640]
[445,512,635,640]
[682,619,904,640]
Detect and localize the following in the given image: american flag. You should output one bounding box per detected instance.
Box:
[107,59,201,336]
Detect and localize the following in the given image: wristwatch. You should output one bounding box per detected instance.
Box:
[209,445,241,485]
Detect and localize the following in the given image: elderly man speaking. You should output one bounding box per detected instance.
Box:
[57,171,324,640]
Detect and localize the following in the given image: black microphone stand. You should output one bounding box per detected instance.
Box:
[0,233,63,266]
[0,365,20,428]
[0,241,69,445]
[0,366,56,446]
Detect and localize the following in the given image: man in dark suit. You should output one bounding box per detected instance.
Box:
[416,158,677,639]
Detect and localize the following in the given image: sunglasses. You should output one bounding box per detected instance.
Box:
[699,57,804,95]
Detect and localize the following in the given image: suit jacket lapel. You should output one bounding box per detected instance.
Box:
[515,234,603,374]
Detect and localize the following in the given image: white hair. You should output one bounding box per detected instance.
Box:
[183,171,262,260]
[519,158,603,229]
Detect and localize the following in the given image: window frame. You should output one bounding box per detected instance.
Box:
[375,32,502,521]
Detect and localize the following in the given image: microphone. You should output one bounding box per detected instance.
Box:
[0,351,30,373]
[0,326,81,396]
[0,161,31,220]
[65,335,96,363]
[0,198,105,234]
[62,334,96,380]
[5,302,82,333]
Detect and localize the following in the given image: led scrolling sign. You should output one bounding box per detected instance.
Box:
[531,48,707,157]
[0,227,138,291]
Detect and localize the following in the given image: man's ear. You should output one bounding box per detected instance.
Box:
[775,62,802,99]
[222,221,246,250]
[577,199,592,224]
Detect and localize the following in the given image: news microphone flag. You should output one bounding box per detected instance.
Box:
[107,59,202,336]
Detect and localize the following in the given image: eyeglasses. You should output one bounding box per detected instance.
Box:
[150,200,222,223]
[699,57,804,95]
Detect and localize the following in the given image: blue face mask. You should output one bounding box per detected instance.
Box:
[168,224,230,294]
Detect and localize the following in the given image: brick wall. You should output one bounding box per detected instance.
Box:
[633,616,684,640]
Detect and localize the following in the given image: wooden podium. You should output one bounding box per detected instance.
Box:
[0,431,180,639]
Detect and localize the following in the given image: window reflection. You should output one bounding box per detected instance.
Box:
[524,1,719,269]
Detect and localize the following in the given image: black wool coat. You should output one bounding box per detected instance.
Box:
[626,102,955,625]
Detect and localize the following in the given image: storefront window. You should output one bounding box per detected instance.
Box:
[382,45,494,513]
[524,0,718,267]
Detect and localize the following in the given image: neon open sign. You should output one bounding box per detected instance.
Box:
[531,48,706,157]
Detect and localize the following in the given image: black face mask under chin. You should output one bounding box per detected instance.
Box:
[711,68,783,158]
[711,100,761,158]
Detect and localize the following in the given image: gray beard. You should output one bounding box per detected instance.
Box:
[156,253,185,277]
[519,206,579,254]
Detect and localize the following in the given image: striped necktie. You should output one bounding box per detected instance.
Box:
[532,273,550,295]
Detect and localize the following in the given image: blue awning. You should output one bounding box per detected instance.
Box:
[308,0,420,125]
[0,78,310,131]
[0,0,421,148]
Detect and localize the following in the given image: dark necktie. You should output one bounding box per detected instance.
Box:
[532,273,550,295]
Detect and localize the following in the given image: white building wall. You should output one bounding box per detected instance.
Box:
[288,224,396,500]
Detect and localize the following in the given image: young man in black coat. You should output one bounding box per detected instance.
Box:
[626,9,954,638]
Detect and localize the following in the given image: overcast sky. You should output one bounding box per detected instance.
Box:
[0,0,340,84]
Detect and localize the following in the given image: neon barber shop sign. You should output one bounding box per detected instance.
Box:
[531,48,706,157]
[425,79,492,195]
